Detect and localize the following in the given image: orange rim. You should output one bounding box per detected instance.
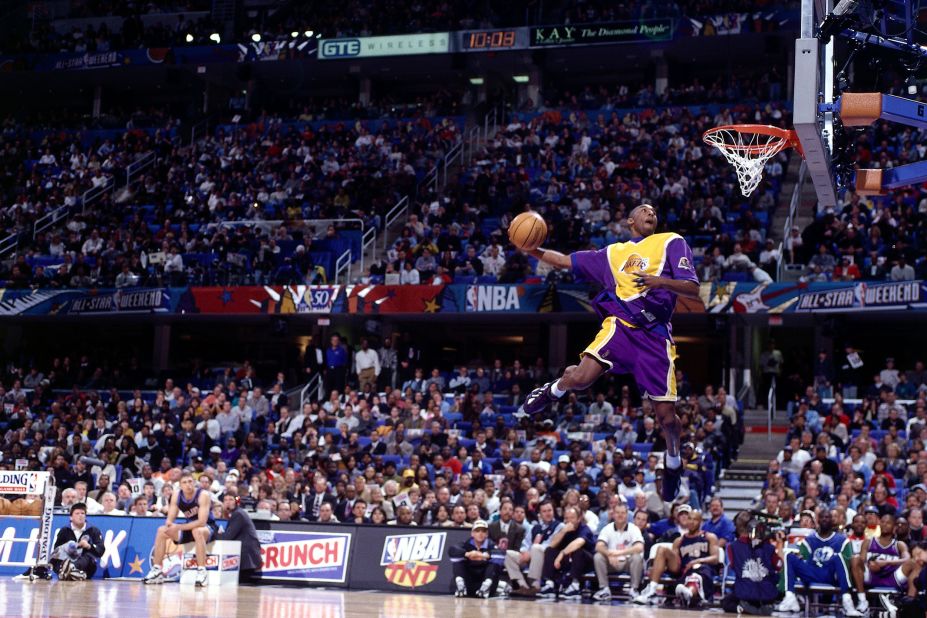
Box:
[702,124,802,157]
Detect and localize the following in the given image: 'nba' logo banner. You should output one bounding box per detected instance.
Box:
[380,532,446,588]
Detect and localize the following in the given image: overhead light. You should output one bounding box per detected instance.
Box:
[315,33,322,39]
[184,33,194,43]
[291,31,299,38]
[469,77,484,85]
[512,74,530,83]
[304,30,314,37]
[251,33,261,43]
[209,33,221,43]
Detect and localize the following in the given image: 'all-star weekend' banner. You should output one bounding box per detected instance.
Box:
[701,280,925,314]
[0,281,922,316]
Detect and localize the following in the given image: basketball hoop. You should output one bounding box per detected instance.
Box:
[702,125,801,197]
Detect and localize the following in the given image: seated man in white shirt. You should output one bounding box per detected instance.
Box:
[592,502,645,601]
[100,492,126,516]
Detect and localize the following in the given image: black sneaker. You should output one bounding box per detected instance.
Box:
[662,458,682,502]
[523,381,557,416]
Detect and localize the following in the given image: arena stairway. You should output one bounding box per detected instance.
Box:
[715,428,784,520]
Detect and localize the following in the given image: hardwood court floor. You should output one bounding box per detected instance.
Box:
[0,580,727,618]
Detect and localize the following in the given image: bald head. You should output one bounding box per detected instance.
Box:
[628,204,658,237]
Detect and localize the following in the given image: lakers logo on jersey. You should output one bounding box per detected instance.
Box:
[621,254,649,272]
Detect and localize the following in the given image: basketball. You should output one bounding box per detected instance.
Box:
[508,211,548,251]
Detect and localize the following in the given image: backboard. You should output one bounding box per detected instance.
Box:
[793,0,838,210]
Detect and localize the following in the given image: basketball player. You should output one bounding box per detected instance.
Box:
[142,472,218,586]
[776,509,862,616]
[633,509,719,606]
[521,204,700,501]
[849,513,910,614]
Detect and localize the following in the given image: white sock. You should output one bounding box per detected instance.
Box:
[550,379,566,398]
[857,593,866,602]
[644,581,657,593]
[666,454,681,469]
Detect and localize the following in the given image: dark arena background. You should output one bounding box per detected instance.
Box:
[0,1,926,617]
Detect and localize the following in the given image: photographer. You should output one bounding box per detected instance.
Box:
[721,511,782,615]
[51,503,105,581]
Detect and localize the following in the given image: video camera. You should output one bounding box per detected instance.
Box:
[746,510,785,546]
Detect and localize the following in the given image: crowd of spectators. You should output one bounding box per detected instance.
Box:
[4,13,216,55]
[2,71,797,289]
[260,90,464,123]
[0,329,742,534]
[793,118,927,282]
[760,353,927,552]
[0,111,461,288]
[7,340,927,606]
[365,93,790,286]
[532,72,787,113]
[65,1,212,18]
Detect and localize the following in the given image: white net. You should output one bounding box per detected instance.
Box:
[703,127,790,197]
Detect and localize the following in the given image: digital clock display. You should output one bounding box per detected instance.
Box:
[465,30,518,50]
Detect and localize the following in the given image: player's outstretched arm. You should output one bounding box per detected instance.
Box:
[528,247,572,270]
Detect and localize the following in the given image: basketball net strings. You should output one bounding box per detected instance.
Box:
[704,129,787,197]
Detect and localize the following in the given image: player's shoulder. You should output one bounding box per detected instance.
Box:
[650,232,685,243]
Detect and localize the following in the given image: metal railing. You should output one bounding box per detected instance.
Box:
[190,117,210,145]
[125,151,156,188]
[777,160,807,281]
[465,126,481,165]
[442,141,463,187]
[0,233,18,258]
[334,248,352,284]
[216,217,369,280]
[80,176,116,216]
[767,376,776,441]
[382,196,409,250]
[299,373,323,409]
[483,105,502,141]
[360,226,377,274]
[420,164,439,195]
[31,174,115,242]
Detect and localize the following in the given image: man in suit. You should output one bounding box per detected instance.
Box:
[51,503,105,580]
[489,500,528,590]
[216,489,262,582]
[366,432,388,456]
[301,475,336,522]
[335,484,359,522]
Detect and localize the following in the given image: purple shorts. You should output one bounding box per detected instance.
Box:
[582,316,677,401]
[865,565,905,590]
